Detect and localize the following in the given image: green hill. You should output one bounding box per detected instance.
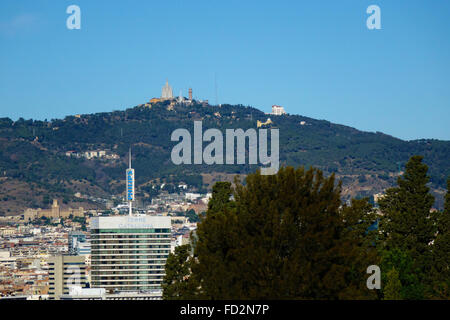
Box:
[0,100,448,214]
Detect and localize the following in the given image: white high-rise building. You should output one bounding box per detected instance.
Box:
[90,216,172,292]
[161,80,173,100]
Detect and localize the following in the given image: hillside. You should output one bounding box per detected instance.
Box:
[0,100,449,215]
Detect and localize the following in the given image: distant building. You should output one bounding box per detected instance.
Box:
[90,216,171,292]
[149,98,161,104]
[175,234,191,247]
[177,91,185,103]
[0,250,16,269]
[161,80,173,100]
[373,193,385,204]
[271,105,286,116]
[257,118,273,128]
[68,231,91,255]
[23,200,84,222]
[59,286,162,300]
[188,88,193,101]
[85,151,98,159]
[185,193,201,201]
[48,255,87,300]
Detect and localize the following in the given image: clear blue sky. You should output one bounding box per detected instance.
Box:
[0,0,449,141]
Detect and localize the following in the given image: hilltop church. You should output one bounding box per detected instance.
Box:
[161,80,173,100]
[146,80,196,107]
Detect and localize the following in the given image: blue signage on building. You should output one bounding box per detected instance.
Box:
[126,168,134,201]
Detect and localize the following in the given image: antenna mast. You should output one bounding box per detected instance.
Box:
[126,147,134,216]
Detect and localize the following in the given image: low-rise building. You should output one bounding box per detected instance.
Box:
[48,255,87,300]
[23,199,84,222]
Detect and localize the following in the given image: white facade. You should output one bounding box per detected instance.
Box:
[0,250,16,269]
[161,80,173,100]
[90,216,171,230]
[185,193,201,201]
[271,105,286,115]
[90,216,172,292]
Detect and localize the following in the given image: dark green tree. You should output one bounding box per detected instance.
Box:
[178,167,379,299]
[383,268,402,300]
[189,181,238,299]
[380,248,423,299]
[379,155,437,298]
[162,244,198,300]
[431,177,450,298]
[185,209,200,223]
[338,198,380,299]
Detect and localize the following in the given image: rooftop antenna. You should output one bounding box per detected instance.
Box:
[215,72,218,106]
[129,147,132,169]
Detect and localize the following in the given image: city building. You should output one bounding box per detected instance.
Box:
[161,80,173,100]
[0,251,16,269]
[59,285,161,300]
[23,199,84,222]
[68,231,91,255]
[90,216,171,293]
[271,105,286,116]
[48,255,87,300]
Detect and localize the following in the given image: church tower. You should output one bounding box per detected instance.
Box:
[161,79,173,100]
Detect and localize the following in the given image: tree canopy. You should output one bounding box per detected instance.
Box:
[164,156,450,300]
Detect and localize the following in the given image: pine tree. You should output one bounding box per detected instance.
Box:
[381,248,423,299]
[162,244,197,299]
[379,155,437,298]
[189,181,238,299]
[383,268,402,300]
[432,176,450,298]
[338,198,380,299]
[189,167,379,299]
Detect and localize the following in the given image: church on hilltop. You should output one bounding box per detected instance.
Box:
[145,80,196,108]
[161,79,173,100]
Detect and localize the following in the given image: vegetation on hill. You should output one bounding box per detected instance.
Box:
[0,101,448,214]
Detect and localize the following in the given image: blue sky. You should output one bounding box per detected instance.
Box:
[0,0,449,141]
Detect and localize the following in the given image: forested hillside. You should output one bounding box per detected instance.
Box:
[0,100,448,214]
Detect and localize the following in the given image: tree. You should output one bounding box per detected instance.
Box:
[185,209,200,223]
[379,155,437,298]
[383,268,402,300]
[189,181,237,299]
[380,248,423,299]
[172,167,379,299]
[162,244,198,300]
[207,181,233,212]
[338,198,380,299]
[432,176,450,298]
[43,194,51,206]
